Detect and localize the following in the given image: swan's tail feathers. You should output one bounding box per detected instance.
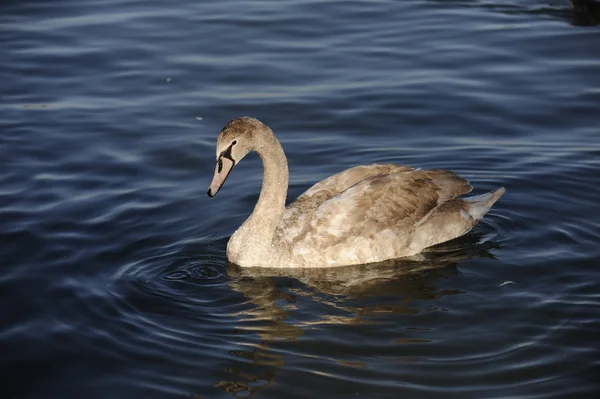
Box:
[464,187,505,220]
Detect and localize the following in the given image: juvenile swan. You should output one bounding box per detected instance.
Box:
[208,117,505,268]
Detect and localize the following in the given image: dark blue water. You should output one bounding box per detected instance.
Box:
[2,0,600,398]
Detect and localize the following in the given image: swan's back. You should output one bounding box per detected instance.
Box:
[274,165,503,267]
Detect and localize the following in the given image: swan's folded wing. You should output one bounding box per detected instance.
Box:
[297,164,414,203]
[277,164,414,244]
[308,169,471,240]
[283,169,472,265]
[305,173,442,245]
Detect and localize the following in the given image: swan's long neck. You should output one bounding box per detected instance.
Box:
[227,131,288,265]
[252,135,288,234]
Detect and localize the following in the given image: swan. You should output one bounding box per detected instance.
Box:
[208,117,505,268]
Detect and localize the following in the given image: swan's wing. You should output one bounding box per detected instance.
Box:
[298,164,414,202]
[306,171,467,243]
[278,168,473,265]
[277,164,413,243]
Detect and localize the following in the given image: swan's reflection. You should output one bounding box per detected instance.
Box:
[214,233,498,397]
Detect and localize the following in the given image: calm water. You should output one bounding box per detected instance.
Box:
[2,0,600,398]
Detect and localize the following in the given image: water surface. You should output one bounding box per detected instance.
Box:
[2,0,600,398]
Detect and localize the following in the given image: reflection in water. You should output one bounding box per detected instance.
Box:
[214,233,498,397]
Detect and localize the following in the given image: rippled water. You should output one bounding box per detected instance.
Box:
[2,0,600,398]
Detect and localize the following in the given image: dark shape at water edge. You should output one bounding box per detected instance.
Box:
[570,0,600,25]
[424,0,600,26]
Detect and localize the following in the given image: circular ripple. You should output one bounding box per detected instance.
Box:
[162,269,191,281]
[161,261,224,282]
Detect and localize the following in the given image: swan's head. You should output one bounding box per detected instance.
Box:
[207,117,270,197]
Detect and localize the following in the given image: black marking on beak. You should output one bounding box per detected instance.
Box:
[207,188,214,197]
[219,140,237,167]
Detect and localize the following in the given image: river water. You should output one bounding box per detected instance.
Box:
[2,0,600,398]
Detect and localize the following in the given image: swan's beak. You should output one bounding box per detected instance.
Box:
[207,156,235,197]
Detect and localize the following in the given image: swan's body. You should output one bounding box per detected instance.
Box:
[208,117,504,268]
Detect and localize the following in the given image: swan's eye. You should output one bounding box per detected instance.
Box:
[232,140,237,145]
[217,158,223,173]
